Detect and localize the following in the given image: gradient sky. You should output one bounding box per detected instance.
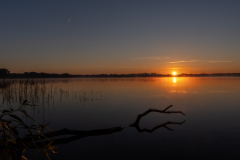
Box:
[1,0,240,74]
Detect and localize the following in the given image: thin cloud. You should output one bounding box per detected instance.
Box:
[168,60,199,63]
[136,57,163,60]
[68,17,71,23]
[168,68,183,70]
[168,60,233,64]
[188,68,201,70]
[207,61,232,63]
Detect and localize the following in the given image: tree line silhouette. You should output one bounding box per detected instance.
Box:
[1,68,240,79]
[0,68,74,79]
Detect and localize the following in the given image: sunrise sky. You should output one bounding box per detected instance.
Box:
[1,0,240,74]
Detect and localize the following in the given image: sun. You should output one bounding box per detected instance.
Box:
[172,71,177,76]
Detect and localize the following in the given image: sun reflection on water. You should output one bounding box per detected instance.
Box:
[173,77,177,83]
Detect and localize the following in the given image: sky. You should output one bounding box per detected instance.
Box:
[1,0,240,74]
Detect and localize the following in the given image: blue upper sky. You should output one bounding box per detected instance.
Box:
[1,0,240,74]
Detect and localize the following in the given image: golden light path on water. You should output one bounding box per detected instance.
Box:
[173,77,177,83]
[152,77,198,95]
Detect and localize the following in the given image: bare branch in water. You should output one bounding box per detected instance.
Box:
[23,127,124,146]
[130,105,185,127]
[131,121,185,133]
[21,105,185,152]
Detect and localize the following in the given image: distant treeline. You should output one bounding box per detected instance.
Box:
[0,68,240,79]
[83,73,240,77]
[0,68,76,79]
[10,72,77,78]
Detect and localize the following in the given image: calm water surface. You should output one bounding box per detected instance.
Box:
[1,77,240,160]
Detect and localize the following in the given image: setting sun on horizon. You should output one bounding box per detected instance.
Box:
[172,71,177,76]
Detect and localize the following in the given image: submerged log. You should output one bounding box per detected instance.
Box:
[24,105,185,146]
[23,127,124,145]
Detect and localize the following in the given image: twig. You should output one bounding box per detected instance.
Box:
[130,105,185,127]
[132,121,185,133]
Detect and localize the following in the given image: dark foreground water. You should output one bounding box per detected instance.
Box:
[1,77,240,160]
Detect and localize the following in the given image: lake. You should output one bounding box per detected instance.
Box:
[1,77,240,160]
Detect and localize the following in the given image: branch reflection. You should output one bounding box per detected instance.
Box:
[130,105,185,133]
[130,121,185,133]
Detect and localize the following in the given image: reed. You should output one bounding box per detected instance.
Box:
[0,100,55,160]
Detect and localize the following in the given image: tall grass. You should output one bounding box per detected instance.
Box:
[0,100,55,160]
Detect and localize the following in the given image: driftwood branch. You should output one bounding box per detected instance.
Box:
[132,121,185,133]
[23,127,124,144]
[130,105,185,127]
[23,105,185,147]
